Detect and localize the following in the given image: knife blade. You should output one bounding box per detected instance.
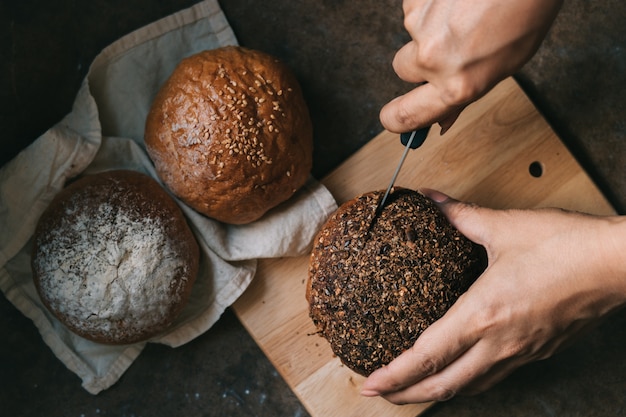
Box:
[375,126,430,215]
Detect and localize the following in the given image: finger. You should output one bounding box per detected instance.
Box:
[380,82,454,133]
[438,107,463,135]
[419,189,494,248]
[392,41,428,84]
[361,309,475,397]
[380,338,510,404]
[457,357,521,396]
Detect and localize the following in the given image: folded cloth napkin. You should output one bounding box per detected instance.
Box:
[0,0,337,395]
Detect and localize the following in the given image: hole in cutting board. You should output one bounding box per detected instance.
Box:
[529,161,544,178]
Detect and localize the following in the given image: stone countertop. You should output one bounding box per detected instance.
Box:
[1,1,625,416]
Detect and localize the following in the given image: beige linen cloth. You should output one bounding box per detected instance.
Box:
[0,0,337,395]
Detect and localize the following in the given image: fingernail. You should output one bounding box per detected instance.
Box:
[420,188,450,203]
[439,123,449,135]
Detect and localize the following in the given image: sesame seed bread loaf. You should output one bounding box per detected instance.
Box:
[31,170,199,345]
[144,46,313,224]
[307,188,486,376]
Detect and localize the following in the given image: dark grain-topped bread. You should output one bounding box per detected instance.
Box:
[307,188,486,376]
[144,46,313,224]
[31,170,199,345]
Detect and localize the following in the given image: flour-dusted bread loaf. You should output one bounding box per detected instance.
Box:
[31,170,199,345]
[144,46,313,224]
[307,188,486,376]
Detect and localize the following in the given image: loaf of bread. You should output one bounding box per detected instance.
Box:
[31,170,199,345]
[144,46,313,224]
[307,188,486,376]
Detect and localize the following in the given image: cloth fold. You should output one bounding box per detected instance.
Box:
[0,0,337,395]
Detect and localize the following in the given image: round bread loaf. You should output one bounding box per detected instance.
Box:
[307,188,486,376]
[31,170,200,345]
[144,46,313,224]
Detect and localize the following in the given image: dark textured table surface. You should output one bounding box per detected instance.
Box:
[1,1,625,416]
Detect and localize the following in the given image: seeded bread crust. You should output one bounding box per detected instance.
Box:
[31,170,200,345]
[307,188,486,376]
[144,46,313,224]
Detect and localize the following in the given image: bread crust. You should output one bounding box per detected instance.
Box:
[145,46,313,224]
[307,188,486,375]
[31,170,199,345]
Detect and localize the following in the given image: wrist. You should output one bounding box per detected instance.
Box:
[598,215,626,301]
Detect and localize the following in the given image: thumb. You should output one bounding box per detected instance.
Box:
[420,189,491,247]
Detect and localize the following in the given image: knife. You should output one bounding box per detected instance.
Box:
[375,126,430,215]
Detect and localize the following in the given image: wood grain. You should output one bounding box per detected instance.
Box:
[232,77,615,417]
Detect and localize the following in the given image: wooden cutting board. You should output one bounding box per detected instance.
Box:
[231,77,616,417]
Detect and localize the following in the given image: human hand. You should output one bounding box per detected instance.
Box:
[361,190,626,404]
[382,0,563,134]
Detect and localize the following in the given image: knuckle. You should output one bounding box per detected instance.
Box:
[428,384,457,402]
[415,40,439,69]
[418,355,439,377]
[441,75,481,106]
[472,301,503,333]
[499,340,528,359]
[384,103,419,132]
[403,9,419,32]
[407,344,443,377]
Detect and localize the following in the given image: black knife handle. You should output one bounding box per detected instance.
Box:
[400,126,430,149]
